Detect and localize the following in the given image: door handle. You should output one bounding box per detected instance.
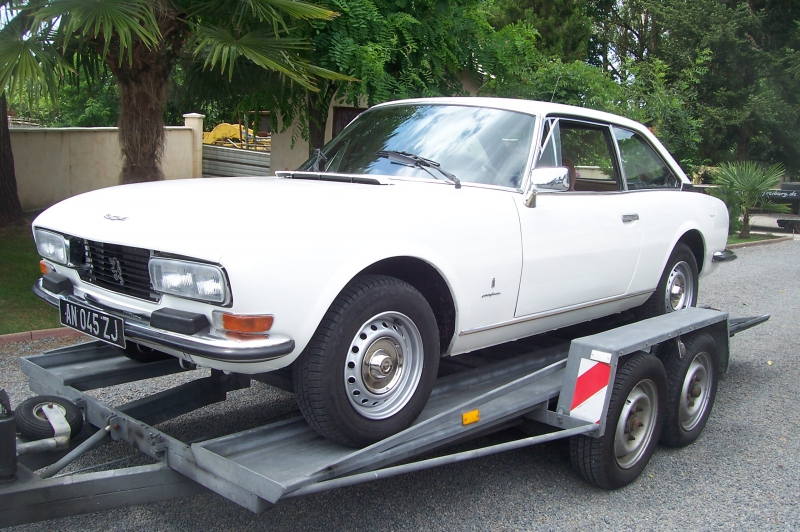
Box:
[622,214,639,223]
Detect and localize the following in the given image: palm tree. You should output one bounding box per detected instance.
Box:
[712,161,790,238]
[0,0,347,225]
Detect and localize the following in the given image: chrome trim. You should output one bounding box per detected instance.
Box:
[458,290,653,336]
[33,279,295,363]
[712,250,737,262]
[622,214,640,223]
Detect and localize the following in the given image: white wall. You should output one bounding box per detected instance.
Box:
[11,114,204,212]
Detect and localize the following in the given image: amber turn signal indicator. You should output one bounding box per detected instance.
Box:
[462,409,480,426]
[39,260,51,274]
[221,313,274,334]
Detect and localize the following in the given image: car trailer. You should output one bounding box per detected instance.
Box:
[0,308,769,527]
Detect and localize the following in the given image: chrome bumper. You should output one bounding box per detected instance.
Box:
[32,278,295,364]
[712,249,737,262]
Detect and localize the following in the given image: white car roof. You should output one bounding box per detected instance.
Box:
[373,97,647,132]
[373,97,689,184]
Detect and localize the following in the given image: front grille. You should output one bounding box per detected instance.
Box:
[78,240,159,302]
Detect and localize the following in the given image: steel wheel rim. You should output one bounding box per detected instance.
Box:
[615,379,658,469]
[32,402,67,422]
[344,311,424,420]
[679,351,712,431]
[664,261,694,312]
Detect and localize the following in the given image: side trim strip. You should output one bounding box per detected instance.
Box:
[458,290,653,336]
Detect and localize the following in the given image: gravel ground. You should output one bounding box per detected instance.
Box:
[4,239,800,531]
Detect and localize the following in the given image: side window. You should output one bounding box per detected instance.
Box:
[613,127,679,189]
[537,120,621,192]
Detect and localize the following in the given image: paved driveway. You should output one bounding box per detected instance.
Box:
[6,239,800,531]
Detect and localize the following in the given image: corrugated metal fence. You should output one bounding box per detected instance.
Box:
[202,145,271,177]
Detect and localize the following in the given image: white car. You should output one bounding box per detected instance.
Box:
[31,97,732,446]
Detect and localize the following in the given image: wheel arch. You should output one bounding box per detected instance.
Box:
[359,256,456,355]
[676,229,705,273]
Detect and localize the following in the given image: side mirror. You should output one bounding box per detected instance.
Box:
[523,167,571,208]
[530,167,570,191]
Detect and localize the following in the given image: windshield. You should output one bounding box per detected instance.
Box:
[298,104,537,189]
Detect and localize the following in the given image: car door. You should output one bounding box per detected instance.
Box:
[514,118,643,317]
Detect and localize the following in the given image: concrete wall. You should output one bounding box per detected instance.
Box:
[11,114,204,212]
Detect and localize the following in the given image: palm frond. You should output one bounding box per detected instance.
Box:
[713,161,791,214]
[35,0,160,62]
[193,24,326,89]
[0,14,70,106]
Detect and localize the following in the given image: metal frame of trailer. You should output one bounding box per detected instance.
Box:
[0,308,769,527]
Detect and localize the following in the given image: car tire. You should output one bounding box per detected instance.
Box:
[570,353,667,489]
[116,342,172,363]
[15,395,84,441]
[637,242,698,320]
[293,275,440,447]
[660,332,719,447]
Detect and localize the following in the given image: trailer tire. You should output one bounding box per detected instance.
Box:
[293,275,440,447]
[570,353,666,489]
[660,332,719,447]
[637,243,698,320]
[116,343,172,363]
[15,395,84,441]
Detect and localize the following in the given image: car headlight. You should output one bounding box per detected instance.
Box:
[34,229,69,265]
[149,258,229,304]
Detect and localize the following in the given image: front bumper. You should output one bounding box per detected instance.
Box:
[33,277,295,364]
[712,249,737,262]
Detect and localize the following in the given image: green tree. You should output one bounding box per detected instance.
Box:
[295,0,488,155]
[0,0,344,214]
[712,161,789,238]
[488,0,593,62]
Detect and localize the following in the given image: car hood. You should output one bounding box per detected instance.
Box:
[32,176,465,263]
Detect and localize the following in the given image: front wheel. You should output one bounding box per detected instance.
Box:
[570,353,667,489]
[293,275,440,447]
[638,242,699,320]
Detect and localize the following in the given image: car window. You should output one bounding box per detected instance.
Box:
[537,120,622,191]
[613,127,680,189]
[298,105,537,189]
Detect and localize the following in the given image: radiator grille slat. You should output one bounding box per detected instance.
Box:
[79,240,158,302]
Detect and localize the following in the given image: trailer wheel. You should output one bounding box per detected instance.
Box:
[570,353,666,489]
[660,332,719,447]
[116,343,172,363]
[293,275,440,447]
[15,395,84,441]
[638,243,698,319]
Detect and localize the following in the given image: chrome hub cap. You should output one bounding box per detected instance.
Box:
[615,380,658,469]
[345,311,424,420]
[665,261,694,312]
[679,351,712,431]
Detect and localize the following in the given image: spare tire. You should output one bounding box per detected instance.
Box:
[15,395,84,441]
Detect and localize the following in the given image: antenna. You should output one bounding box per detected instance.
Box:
[550,76,562,102]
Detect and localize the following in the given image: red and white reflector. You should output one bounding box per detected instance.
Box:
[570,354,612,424]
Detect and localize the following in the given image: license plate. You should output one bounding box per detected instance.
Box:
[59,299,126,348]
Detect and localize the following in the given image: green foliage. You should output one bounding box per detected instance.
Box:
[712,161,790,238]
[488,0,592,61]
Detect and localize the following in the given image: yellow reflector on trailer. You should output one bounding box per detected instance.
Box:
[462,410,480,426]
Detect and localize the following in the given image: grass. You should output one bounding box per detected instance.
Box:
[0,224,62,335]
[727,233,781,246]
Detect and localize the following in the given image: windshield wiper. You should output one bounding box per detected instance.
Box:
[377,150,461,189]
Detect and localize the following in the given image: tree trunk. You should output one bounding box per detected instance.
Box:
[736,125,750,162]
[103,3,187,184]
[307,92,328,158]
[307,82,338,158]
[114,56,171,184]
[739,208,751,238]
[0,93,25,227]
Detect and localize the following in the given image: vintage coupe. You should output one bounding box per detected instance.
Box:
[32,98,731,446]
